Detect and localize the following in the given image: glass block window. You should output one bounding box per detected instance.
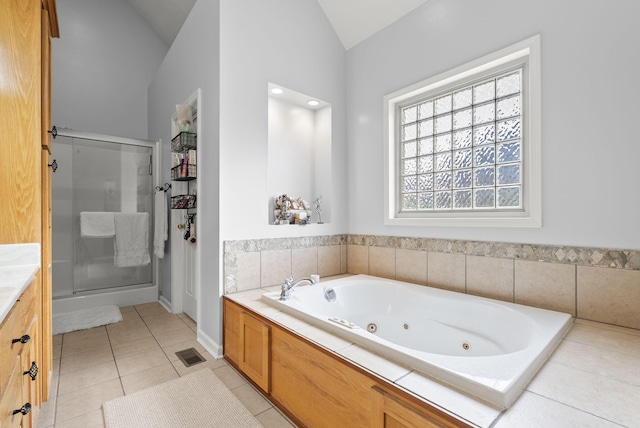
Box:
[384,35,541,227]
[400,69,522,211]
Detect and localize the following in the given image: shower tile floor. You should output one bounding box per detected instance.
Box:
[36,302,296,428]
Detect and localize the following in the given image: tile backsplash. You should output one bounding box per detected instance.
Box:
[223,235,347,294]
[224,235,640,330]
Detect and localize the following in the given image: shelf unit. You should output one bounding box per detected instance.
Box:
[170,131,197,210]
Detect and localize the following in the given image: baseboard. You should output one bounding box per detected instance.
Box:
[197,328,223,359]
[159,295,172,313]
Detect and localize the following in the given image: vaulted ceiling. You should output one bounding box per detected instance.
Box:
[125,0,428,50]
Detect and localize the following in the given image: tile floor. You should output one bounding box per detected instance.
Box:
[36,302,296,428]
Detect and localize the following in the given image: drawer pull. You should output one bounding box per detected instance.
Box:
[12,403,32,416]
[23,361,38,381]
[12,334,31,344]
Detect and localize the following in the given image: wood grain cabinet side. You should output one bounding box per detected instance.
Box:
[223,299,241,365]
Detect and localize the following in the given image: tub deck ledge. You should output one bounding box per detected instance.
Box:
[225,275,640,428]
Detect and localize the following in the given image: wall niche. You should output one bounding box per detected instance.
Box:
[267,83,332,225]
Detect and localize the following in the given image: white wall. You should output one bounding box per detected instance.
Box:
[53,0,167,139]
[147,0,220,347]
[346,0,640,250]
[147,0,346,351]
[219,0,348,240]
[268,97,317,210]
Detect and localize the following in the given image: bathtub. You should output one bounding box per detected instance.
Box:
[261,274,573,409]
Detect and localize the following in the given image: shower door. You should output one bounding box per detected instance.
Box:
[52,134,154,297]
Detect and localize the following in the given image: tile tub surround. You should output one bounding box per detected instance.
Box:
[224,235,640,330]
[345,235,640,330]
[224,235,347,293]
[226,287,640,428]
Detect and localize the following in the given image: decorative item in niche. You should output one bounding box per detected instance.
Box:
[314,196,324,224]
[176,104,193,132]
[274,194,312,225]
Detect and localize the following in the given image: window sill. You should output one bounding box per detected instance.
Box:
[384,212,541,228]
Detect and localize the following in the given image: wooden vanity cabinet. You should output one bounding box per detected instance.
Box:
[223,298,469,428]
[0,0,59,409]
[0,278,41,428]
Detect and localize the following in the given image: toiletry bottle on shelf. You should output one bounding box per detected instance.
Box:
[181,158,188,177]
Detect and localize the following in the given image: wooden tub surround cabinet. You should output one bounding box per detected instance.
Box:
[223,298,470,428]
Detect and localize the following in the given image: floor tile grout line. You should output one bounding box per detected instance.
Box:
[104,319,126,397]
[139,309,190,373]
[53,304,294,428]
[113,306,177,394]
[49,334,65,428]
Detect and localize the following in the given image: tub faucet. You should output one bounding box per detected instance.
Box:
[280,275,318,301]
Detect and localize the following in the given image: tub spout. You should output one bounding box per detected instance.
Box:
[280,275,318,301]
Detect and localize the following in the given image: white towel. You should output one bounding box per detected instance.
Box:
[153,191,168,258]
[113,212,150,267]
[80,212,115,237]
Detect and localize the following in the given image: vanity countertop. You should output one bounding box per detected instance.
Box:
[0,243,40,324]
[225,277,640,428]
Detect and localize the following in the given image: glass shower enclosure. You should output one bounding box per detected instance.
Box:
[52,130,156,299]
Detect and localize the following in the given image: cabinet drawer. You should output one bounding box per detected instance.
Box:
[0,282,36,392]
[20,317,38,428]
[0,356,24,428]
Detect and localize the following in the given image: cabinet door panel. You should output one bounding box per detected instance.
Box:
[0,281,36,391]
[0,0,42,244]
[271,327,376,427]
[0,357,24,428]
[371,386,449,428]
[239,312,270,392]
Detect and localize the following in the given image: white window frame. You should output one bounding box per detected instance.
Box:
[384,35,541,227]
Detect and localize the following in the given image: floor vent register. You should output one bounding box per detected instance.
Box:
[175,348,206,367]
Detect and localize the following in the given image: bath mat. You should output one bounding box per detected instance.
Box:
[103,368,262,428]
[53,305,123,335]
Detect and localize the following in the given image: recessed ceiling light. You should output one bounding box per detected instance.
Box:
[307,100,320,106]
[270,88,283,95]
